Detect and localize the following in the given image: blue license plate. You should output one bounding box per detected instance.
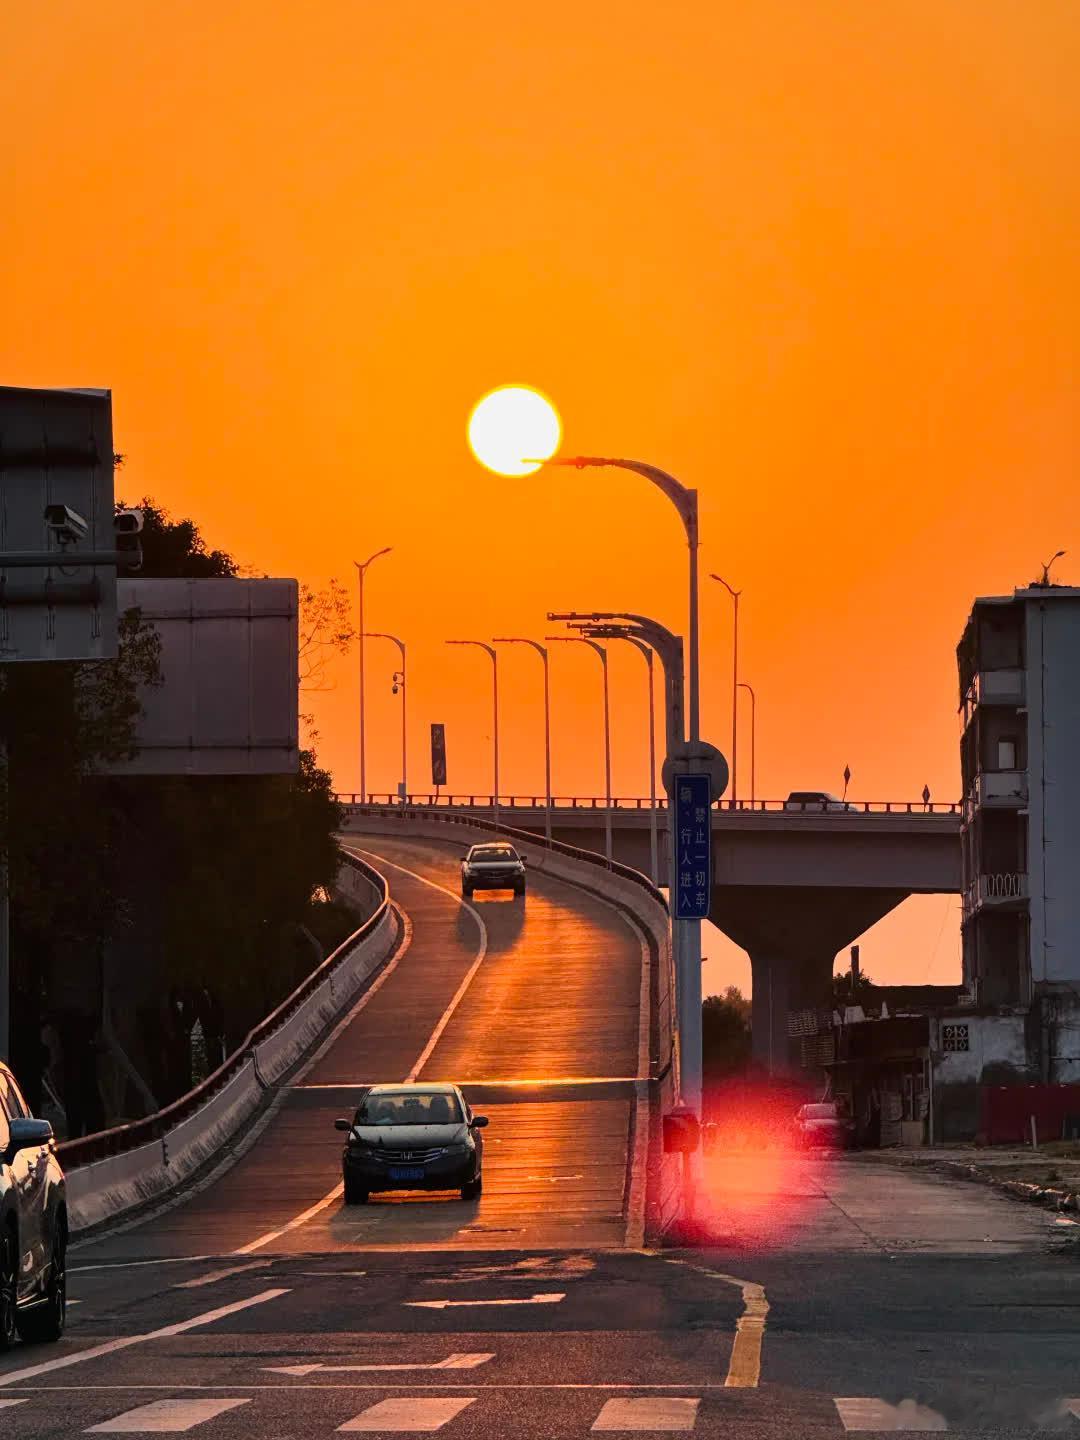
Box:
[388,1166,425,1182]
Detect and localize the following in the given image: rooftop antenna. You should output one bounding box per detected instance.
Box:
[1037,550,1066,586]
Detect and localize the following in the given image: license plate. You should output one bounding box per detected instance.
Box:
[388,1166,425,1182]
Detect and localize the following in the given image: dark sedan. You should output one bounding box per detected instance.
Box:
[1,1061,67,1349]
[336,1083,488,1204]
[461,842,526,898]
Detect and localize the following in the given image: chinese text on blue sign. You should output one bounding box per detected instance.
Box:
[674,773,711,919]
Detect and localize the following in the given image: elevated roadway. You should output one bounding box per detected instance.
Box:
[68,832,649,1259]
[342,800,962,1070]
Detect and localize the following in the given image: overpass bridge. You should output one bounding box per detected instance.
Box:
[342,795,962,1068]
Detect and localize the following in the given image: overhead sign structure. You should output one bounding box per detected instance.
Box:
[0,386,117,662]
[108,577,299,776]
[431,723,447,787]
[674,773,711,920]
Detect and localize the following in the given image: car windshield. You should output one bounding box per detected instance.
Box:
[472,846,517,862]
[354,1091,463,1126]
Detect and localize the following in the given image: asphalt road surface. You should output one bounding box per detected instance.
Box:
[2,834,1077,1435]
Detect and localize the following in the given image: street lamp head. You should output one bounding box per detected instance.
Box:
[355,546,392,572]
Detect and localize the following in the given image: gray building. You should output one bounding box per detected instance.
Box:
[957,583,1080,1083]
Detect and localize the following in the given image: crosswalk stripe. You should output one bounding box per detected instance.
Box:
[0,1399,28,1409]
[834,1397,948,1432]
[592,1398,700,1431]
[338,1397,477,1432]
[85,1398,251,1432]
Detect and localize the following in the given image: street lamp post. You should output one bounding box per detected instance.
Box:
[710,574,740,807]
[365,632,407,802]
[493,638,551,845]
[547,636,612,863]
[446,640,499,832]
[604,635,658,885]
[738,681,756,807]
[541,458,699,742]
[353,547,392,803]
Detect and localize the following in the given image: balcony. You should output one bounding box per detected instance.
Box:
[974,770,1027,807]
[964,872,1029,913]
[962,669,1026,727]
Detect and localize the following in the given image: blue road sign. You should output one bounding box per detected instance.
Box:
[674,773,711,920]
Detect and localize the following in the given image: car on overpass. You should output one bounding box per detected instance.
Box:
[784,790,859,812]
[461,841,527,897]
[336,1083,488,1204]
[0,1061,67,1349]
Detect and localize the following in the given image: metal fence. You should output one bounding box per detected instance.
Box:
[340,793,961,816]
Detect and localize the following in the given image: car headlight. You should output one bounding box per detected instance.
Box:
[445,1141,473,1157]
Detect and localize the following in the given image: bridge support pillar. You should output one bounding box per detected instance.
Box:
[712,884,909,1078]
[748,950,836,1075]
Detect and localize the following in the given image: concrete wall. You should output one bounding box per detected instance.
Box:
[1026,596,1080,987]
[930,1012,1031,1141]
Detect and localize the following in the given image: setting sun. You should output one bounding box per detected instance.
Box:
[467,385,562,477]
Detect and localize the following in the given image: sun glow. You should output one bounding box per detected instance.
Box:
[467,385,562,476]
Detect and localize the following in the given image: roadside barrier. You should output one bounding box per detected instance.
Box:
[60,850,399,1235]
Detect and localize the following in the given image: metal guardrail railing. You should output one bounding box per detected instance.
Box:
[58,851,391,1169]
[343,804,669,913]
[339,793,961,816]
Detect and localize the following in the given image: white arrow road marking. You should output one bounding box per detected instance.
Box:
[264,1354,495,1377]
[1063,1400,1080,1419]
[0,1399,28,1409]
[406,1291,565,1310]
[339,1396,476,1431]
[0,1289,288,1388]
[175,1261,271,1289]
[834,1398,948,1432]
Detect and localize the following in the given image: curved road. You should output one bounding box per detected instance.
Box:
[72,831,648,1262]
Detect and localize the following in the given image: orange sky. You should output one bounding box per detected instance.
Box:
[4,2,1079,995]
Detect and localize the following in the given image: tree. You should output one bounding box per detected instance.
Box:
[298,579,357,693]
[702,986,752,1080]
[833,966,875,1008]
[117,497,239,578]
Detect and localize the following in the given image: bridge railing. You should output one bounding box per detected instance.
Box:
[342,803,669,912]
[58,850,391,1170]
[340,793,961,815]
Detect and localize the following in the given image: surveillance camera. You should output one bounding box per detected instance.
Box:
[114,508,144,535]
[44,503,89,545]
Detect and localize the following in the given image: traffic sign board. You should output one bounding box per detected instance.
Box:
[673,772,711,919]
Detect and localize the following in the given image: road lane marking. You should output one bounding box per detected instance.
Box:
[344,852,488,1083]
[0,1398,27,1408]
[71,1258,212,1274]
[592,1397,700,1431]
[406,1291,565,1310]
[234,1183,344,1256]
[174,1261,271,1289]
[234,847,489,1255]
[289,1076,639,1088]
[663,1260,768,1388]
[834,1398,948,1431]
[0,1289,288,1388]
[87,1397,250,1432]
[1062,1400,1080,1420]
[265,1354,494,1377]
[338,1396,476,1431]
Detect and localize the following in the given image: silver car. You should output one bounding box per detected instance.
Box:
[0,1061,67,1349]
[461,842,527,898]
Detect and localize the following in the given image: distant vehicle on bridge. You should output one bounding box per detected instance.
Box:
[0,1061,67,1348]
[335,1083,488,1204]
[461,842,527,898]
[784,790,859,813]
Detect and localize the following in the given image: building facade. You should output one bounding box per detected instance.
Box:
[957,584,1080,1083]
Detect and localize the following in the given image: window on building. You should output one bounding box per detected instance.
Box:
[997,737,1017,771]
